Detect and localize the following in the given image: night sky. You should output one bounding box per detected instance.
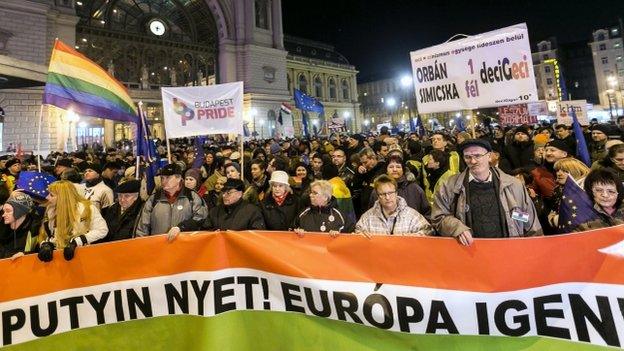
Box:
[282,0,624,82]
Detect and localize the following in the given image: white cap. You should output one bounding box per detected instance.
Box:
[269,170,290,186]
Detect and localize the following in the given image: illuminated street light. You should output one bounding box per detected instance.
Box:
[386,97,396,107]
[455,112,461,118]
[343,111,350,118]
[363,119,370,126]
[400,75,413,88]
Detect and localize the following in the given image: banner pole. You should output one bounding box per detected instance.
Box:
[36,104,44,172]
[239,134,244,182]
[166,137,172,164]
[470,110,476,139]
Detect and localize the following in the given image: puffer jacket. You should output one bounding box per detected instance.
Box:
[202,198,266,231]
[135,187,208,236]
[295,199,354,233]
[260,192,301,231]
[432,167,543,238]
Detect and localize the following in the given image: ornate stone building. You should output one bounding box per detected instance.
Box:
[0,0,301,152]
[284,35,359,136]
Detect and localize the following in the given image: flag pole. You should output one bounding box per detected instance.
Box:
[36,104,44,172]
[470,110,476,138]
[136,101,144,180]
[239,134,244,182]
[166,137,172,164]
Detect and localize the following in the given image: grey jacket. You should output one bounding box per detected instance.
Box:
[135,187,208,236]
[431,168,543,238]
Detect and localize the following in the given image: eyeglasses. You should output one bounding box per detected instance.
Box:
[223,190,240,196]
[377,190,396,198]
[592,188,618,197]
[463,152,489,161]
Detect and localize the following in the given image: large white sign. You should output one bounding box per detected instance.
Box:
[161,82,244,138]
[556,100,589,126]
[410,23,538,114]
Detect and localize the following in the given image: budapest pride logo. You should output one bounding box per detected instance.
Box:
[173,97,236,126]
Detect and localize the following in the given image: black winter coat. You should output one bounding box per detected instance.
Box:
[0,212,42,258]
[203,199,266,231]
[260,193,301,231]
[295,201,354,233]
[101,199,144,241]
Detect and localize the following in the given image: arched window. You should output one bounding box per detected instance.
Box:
[341,80,350,100]
[255,0,269,30]
[298,74,308,93]
[314,76,323,98]
[329,78,336,99]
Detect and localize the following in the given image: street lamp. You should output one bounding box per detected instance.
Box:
[343,111,350,132]
[400,75,414,131]
[400,75,413,88]
[607,75,620,117]
[66,110,79,151]
[258,118,265,139]
[386,97,396,126]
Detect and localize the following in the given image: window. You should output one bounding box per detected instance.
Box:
[542,54,549,60]
[615,43,621,48]
[329,78,336,99]
[546,78,553,85]
[314,76,322,98]
[254,0,269,30]
[618,56,623,62]
[602,57,609,64]
[286,73,291,91]
[341,80,350,100]
[298,74,307,93]
[599,43,607,51]
[544,66,551,73]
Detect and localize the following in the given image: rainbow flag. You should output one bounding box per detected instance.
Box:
[42,39,137,122]
[1,229,624,349]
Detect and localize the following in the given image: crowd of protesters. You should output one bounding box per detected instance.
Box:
[2,116,624,261]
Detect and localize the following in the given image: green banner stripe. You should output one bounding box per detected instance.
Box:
[4,311,612,351]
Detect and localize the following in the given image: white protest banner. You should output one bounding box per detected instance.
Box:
[410,23,538,114]
[161,82,244,138]
[498,104,538,125]
[556,100,589,126]
[328,116,347,132]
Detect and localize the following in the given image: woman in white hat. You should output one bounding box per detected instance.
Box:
[259,170,301,231]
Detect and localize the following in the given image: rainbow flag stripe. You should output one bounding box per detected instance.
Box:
[42,40,137,122]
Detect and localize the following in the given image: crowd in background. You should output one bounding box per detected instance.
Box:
[2,115,624,261]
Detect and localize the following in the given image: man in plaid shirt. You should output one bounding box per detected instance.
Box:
[355,175,434,236]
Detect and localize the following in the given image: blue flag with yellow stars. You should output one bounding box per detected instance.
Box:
[294,89,324,114]
[15,171,56,200]
[558,175,600,232]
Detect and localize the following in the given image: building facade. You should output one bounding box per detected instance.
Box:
[1,0,343,153]
[531,39,562,101]
[589,25,624,116]
[357,75,416,132]
[284,35,359,137]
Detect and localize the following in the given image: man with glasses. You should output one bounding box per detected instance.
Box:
[355,175,433,236]
[201,178,266,231]
[432,140,542,246]
[331,148,355,187]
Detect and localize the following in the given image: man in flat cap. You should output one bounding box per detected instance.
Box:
[101,180,144,242]
[432,139,542,245]
[201,178,265,232]
[136,163,207,237]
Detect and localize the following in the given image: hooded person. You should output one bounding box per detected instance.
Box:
[0,192,42,259]
[82,163,115,210]
[184,168,207,197]
[101,180,144,242]
[503,125,535,169]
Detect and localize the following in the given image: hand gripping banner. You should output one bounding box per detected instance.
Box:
[1,228,624,350]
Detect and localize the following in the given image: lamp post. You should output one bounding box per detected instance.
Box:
[608,75,620,118]
[343,111,350,133]
[400,75,413,130]
[386,97,396,127]
[66,110,79,152]
[251,108,258,137]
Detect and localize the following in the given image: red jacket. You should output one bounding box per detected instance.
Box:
[530,166,557,199]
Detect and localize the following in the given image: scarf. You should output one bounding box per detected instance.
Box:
[273,192,288,207]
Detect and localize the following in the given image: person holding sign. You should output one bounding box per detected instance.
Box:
[432,140,542,245]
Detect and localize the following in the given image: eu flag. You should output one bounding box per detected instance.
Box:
[558,175,599,232]
[571,108,591,167]
[294,89,324,114]
[136,104,161,194]
[15,171,56,200]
